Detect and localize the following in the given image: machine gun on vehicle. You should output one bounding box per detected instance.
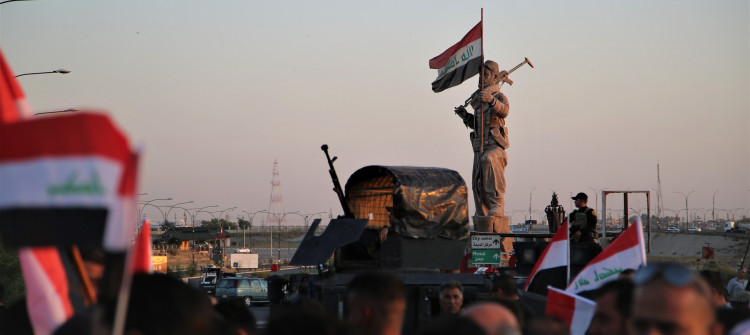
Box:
[321,144,353,218]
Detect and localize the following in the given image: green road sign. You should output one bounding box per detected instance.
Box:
[471,249,502,264]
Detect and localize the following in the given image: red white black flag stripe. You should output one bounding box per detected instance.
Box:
[0,112,138,251]
[429,22,483,93]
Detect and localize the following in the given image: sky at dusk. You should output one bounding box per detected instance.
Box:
[1,1,748,226]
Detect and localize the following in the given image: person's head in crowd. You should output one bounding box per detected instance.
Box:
[347,272,406,335]
[485,297,524,329]
[700,270,729,308]
[491,274,519,300]
[439,280,464,315]
[737,268,747,281]
[461,301,520,335]
[588,278,634,335]
[117,273,217,335]
[214,299,256,335]
[630,263,721,335]
[618,268,636,279]
[417,315,485,335]
[267,298,343,335]
[523,315,569,335]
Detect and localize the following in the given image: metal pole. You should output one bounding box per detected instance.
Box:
[529,187,536,222]
[713,190,718,221]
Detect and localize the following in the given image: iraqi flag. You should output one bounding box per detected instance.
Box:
[546,286,596,335]
[566,217,646,297]
[1,45,75,334]
[429,21,482,93]
[524,220,569,296]
[0,112,138,251]
[132,220,153,274]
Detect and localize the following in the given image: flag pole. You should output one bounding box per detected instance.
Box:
[69,245,97,305]
[566,222,571,285]
[479,8,485,155]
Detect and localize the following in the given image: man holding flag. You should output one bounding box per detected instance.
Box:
[429,20,513,257]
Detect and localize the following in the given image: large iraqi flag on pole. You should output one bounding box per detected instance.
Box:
[429,21,483,93]
[566,217,647,297]
[524,220,569,296]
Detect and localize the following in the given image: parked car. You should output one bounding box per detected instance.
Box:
[215,277,269,306]
[199,268,237,296]
[667,227,680,232]
[687,227,701,232]
[199,273,218,296]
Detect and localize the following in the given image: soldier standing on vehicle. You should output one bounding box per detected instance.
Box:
[569,192,597,243]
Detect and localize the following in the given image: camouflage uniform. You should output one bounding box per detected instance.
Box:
[457,84,510,218]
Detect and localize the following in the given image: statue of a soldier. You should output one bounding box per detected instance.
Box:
[454,60,512,254]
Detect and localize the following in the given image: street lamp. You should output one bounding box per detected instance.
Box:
[290,212,328,230]
[138,197,172,226]
[529,187,536,220]
[588,188,601,214]
[187,205,219,226]
[216,206,237,222]
[673,191,694,231]
[0,0,34,6]
[712,190,719,221]
[33,108,78,116]
[263,211,299,264]
[162,201,194,226]
[15,69,71,78]
[510,210,526,225]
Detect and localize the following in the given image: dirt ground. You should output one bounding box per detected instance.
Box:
[645,231,750,272]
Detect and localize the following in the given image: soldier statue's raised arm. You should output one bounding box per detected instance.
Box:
[453,60,513,255]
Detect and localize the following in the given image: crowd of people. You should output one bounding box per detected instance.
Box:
[2,262,750,334]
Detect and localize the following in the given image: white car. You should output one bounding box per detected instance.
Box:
[667,227,680,232]
[687,227,701,232]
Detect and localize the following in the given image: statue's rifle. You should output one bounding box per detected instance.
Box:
[321,144,354,218]
[460,57,534,108]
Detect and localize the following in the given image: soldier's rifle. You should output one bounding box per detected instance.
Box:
[459,57,534,108]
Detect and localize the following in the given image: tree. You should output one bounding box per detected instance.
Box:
[200,218,237,230]
[238,218,251,230]
[161,220,176,231]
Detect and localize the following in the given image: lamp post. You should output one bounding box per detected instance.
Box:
[263,211,299,264]
[712,190,719,221]
[0,0,34,5]
[197,209,219,222]
[241,210,266,249]
[588,188,602,215]
[15,69,70,78]
[528,187,536,222]
[33,108,78,116]
[186,205,219,226]
[216,207,237,223]
[162,201,193,226]
[291,211,327,230]
[673,191,694,231]
[138,197,172,227]
[663,209,678,228]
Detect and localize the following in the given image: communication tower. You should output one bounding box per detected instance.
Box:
[266,160,286,227]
